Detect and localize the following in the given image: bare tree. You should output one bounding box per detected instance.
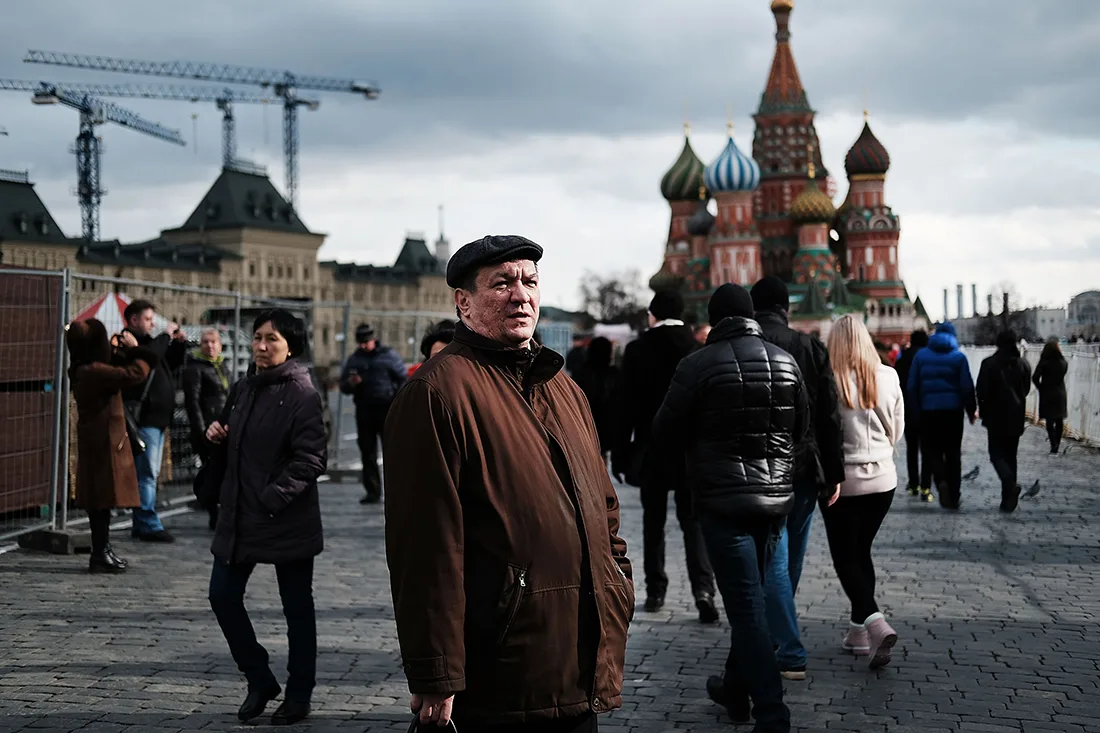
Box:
[579,269,646,324]
[974,282,1039,345]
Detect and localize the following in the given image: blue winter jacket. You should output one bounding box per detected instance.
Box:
[339,345,407,408]
[906,323,977,415]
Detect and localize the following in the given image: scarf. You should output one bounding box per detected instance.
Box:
[192,348,229,390]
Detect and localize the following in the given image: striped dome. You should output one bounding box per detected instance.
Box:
[704,134,761,192]
[789,178,836,224]
[844,121,891,177]
[660,136,706,202]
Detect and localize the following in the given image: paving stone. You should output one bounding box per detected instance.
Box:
[0,423,1097,731]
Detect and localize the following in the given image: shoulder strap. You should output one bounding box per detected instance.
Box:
[131,367,156,422]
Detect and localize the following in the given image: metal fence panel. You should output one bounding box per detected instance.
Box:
[0,267,64,541]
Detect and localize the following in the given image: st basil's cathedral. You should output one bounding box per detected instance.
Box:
[650,0,930,344]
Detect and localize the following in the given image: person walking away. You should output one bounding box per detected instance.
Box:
[565,332,589,377]
[612,290,717,622]
[750,276,845,681]
[653,283,808,732]
[121,299,187,542]
[339,323,406,504]
[572,336,620,464]
[182,328,230,530]
[384,235,633,732]
[407,319,456,378]
[66,320,158,573]
[203,309,327,726]
[822,314,905,668]
[976,330,1038,512]
[906,322,977,510]
[1033,338,1068,455]
[894,330,932,500]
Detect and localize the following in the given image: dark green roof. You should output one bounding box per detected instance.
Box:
[914,296,929,319]
[393,237,444,276]
[172,163,312,235]
[320,236,446,284]
[796,277,829,316]
[76,238,237,272]
[830,271,853,307]
[0,171,70,245]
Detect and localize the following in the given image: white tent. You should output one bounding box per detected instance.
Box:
[73,292,172,335]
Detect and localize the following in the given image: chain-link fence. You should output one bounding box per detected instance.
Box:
[0,267,66,542]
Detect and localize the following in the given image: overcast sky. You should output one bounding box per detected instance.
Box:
[2,0,1098,318]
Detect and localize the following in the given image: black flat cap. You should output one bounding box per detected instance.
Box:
[446,235,544,288]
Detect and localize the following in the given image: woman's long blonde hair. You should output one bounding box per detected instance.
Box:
[827,314,880,409]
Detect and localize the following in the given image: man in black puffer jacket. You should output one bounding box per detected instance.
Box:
[751,276,845,681]
[653,284,806,732]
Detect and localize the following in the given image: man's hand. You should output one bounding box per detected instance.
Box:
[411,693,454,727]
[206,420,228,444]
[119,331,138,348]
[171,325,187,342]
[346,372,362,387]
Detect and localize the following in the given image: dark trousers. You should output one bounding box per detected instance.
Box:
[356,406,389,499]
[988,429,1021,511]
[821,489,894,624]
[920,409,964,507]
[454,713,597,732]
[209,558,317,702]
[88,509,111,554]
[1047,419,1064,453]
[904,407,930,489]
[640,481,715,599]
[699,515,789,733]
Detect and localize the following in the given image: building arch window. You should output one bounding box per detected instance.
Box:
[878,264,886,281]
[889,246,897,264]
[268,264,273,278]
[865,247,873,265]
[249,262,256,277]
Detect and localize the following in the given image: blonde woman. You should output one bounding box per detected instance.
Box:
[823,315,905,669]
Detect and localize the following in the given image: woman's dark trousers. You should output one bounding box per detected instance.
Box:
[1047,419,1064,453]
[88,509,112,554]
[209,558,317,702]
[820,490,895,623]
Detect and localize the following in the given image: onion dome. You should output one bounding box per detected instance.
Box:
[649,264,684,293]
[789,177,836,224]
[704,126,761,193]
[771,0,793,11]
[660,126,706,202]
[686,191,715,237]
[844,119,891,177]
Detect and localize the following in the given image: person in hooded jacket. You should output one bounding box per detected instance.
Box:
[182,328,231,529]
[976,330,1037,512]
[66,319,158,574]
[894,330,931,500]
[906,322,977,510]
[652,284,808,732]
[1033,338,1069,455]
[572,336,620,461]
[203,309,327,727]
[340,323,407,504]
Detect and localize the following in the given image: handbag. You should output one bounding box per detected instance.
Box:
[123,367,155,455]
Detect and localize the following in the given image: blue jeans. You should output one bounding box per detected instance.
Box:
[132,426,165,534]
[700,514,790,733]
[765,482,819,670]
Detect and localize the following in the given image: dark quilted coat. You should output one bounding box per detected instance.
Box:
[210,358,328,565]
[651,316,809,519]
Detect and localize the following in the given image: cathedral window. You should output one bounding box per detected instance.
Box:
[865,248,873,265]
[878,264,886,281]
[889,247,896,264]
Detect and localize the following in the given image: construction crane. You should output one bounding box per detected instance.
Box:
[0,78,316,168]
[25,49,380,210]
[0,80,184,242]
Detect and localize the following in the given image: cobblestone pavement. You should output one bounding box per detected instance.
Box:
[1,423,1098,732]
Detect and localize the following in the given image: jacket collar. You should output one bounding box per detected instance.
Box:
[454,321,564,385]
[754,309,789,328]
[706,316,764,344]
[248,358,305,386]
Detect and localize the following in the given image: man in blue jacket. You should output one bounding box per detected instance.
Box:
[906,322,977,510]
[340,324,407,504]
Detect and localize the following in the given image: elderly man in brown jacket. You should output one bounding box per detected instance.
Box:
[384,235,634,733]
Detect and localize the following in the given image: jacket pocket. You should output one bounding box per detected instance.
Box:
[495,564,528,648]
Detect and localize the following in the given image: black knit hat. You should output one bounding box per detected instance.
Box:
[354,323,375,343]
[750,276,790,312]
[649,290,685,321]
[708,283,755,327]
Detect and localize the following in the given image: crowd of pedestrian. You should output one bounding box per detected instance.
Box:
[60,234,1071,732]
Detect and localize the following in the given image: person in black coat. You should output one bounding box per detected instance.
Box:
[750,276,845,680]
[652,284,807,730]
[894,329,931,496]
[976,330,1035,512]
[203,309,327,727]
[572,336,620,458]
[182,328,231,529]
[1033,338,1069,454]
[612,290,717,622]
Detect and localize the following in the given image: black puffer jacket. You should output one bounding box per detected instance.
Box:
[181,351,230,458]
[976,345,1031,433]
[121,330,187,429]
[652,317,808,519]
[755,309,844,488]
[209,359,327,565]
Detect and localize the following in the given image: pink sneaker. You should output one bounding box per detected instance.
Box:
[842,623,870,656]
[865,613,898,669]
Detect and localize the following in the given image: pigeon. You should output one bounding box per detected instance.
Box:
[962,466,980,481]
[1022,480,1041,499]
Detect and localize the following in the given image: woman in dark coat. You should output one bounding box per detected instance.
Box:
[572,336,620,458]
[203,309,327,727]
[1033,339,1069,454]
[407,319,455,378]
[66,319,157,574]
[182,328,230,529]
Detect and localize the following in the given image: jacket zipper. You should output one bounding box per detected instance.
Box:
[495,568,527,647]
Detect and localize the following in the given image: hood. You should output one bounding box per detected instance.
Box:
[248,357,310,387]
[928,329,959,354]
